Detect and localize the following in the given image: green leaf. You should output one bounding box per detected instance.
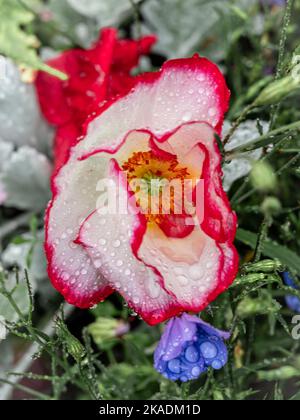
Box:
[11,236,32,245]
[0,0,67,80]
[90,301,119,318]
[257,366,300,382]
[236,228,300,276]
[228,121,300,154]
[236,293,281,319]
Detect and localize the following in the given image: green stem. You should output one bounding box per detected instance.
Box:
[269,0,294,129]
[254,216,272,263]
[0,378,51,400]
[245,318,256,365]
[234,151,300,205]
[223,104,255,146]
[275,0,294,80]
[230,136,289,204]
[226,121,300,156]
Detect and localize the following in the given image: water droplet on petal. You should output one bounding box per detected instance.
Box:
[113,240,121,248]
[188,266,199,280]
[200,341,218,359]
[208,107,217,117]
[182,112,192,122]
[191,366,201,377]
[211,359,223,370]
[185,345,199,363]
[167,359,181,374]
[177,275,188,286]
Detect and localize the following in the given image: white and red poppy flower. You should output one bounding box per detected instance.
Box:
[45,55,239,325]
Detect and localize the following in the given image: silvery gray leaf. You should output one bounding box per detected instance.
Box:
[0,341,13,368]
[141,0,227,58]
[0,59,53,155]
[0,141,13,171]
[67,0,142,26]
[222,120,269,191]
[2,231,47,283]
[47,0,98,48]
[0,147,51,211]
[0,141,13,205]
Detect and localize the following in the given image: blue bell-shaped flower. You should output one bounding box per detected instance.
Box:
[154,313,230,382]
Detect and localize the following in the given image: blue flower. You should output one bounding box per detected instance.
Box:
[154,313,230,382]
[282,272,300,313]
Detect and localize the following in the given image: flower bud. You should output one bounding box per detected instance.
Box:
[261,196,282,216]
[257,366,300,381]
[255,75,300,106]
[233,273,266,287]
[243,259,283,274]
[236,295,281,318]
[56,318,85,362]
[250,161,277,192]
[88,317,129,348]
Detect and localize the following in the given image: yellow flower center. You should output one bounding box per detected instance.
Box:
[122,151,190,224]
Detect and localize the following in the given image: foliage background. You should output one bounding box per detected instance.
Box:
[0,0,300,400]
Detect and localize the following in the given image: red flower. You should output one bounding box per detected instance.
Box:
[35,28,156,171]
[45,54,239,326]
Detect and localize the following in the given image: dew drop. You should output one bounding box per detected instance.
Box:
[167,359,181,374]
[191,366,201,377]
[69,241,77,249]
[177,275,188,286]
[211,359,223,370]
[188,266,200,280]
[185,345,199,363]
[200,341,218,359]
[182,112,192,122]
[208,107,217,117]
[197,74,205,82]
[113,240,121,248]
